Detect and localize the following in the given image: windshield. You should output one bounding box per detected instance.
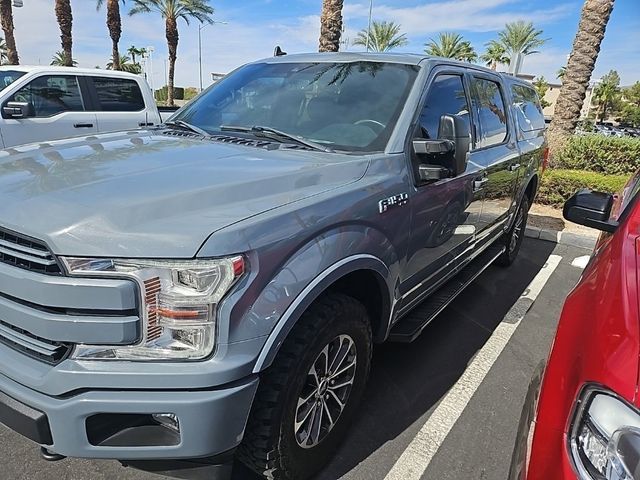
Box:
[0,70,26,92]
[173,61,419,152]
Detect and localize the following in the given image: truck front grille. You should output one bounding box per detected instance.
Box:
[0,319,71,364]
[0,227,61,275]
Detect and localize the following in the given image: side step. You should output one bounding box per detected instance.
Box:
[389,244,505,343]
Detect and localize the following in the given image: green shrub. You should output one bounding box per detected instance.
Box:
[537,169,630,207]
[154,86,185,102]
[553,135,640,175]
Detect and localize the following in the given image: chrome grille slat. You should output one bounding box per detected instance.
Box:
[0,227,61,275]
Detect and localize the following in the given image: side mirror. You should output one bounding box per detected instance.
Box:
[412,114,470,181]
[563,189,618,233]
[2,101,33,119]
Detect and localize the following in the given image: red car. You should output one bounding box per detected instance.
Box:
[510,170,640,480]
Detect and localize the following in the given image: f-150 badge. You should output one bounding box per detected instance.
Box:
[378,193,408,213]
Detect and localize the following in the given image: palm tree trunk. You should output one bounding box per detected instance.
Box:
[491,60,497,71]
[55,0,73,67]
[0,0,18,64]
[318,0,344,52]
[107,0,122,71]
[166,16,178,106]
[548,0,614,153]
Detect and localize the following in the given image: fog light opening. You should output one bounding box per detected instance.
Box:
[152,413,180,433]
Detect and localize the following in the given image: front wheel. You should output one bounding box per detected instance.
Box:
[238,293,372,480]
[496,196,529,267]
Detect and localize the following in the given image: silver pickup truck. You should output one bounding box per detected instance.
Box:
[0,52,546,480]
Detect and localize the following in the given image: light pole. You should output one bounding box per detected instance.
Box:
[199,21,227,92]
[365,0,373,52]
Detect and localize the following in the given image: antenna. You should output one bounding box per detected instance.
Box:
[274,46,287,57]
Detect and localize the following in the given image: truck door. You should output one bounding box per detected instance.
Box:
[0,74,97,147]
[87,76,151,133]
[467,74,520,244]
[399,69,484,310]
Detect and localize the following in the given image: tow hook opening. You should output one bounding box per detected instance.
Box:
[40,447,66,462]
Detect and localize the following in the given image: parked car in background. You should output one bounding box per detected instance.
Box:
[510,171,640,480]
[0,66,175,148]
[0,53,546,480]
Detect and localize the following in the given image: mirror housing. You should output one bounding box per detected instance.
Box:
[412,114,470,179]
[418,164,450,182]
[563,189,618,233]
[2,101,33,119]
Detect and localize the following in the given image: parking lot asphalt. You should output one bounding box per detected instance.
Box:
[0,238,590,480]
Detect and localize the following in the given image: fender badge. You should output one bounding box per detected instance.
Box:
[379,193,408,213]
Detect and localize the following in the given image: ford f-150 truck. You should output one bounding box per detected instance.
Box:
[0,52,546,480]
[0,66,176,148]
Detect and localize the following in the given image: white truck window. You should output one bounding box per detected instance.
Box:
[9,75,84,117]
[92,77,145,112]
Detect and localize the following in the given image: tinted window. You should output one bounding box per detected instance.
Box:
[9,75,84,117]
[173,61,419,153]
[511,84,545,132]
[471,77,508,148]
[92,77,144,112]
[0,70,26,92]
[419,74,471,140]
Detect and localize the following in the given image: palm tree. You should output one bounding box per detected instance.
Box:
[497,20,547,73]
[353,20,408,52]
[50,50,77,67]
[0,0,19,64]
[0,38,8,65]
[97,0,125,71]
[127,45,144,64]
[557,66,566,80]
[318,0,343,52]
[548,0,615,150]
[55,0,74,67]
[425,32,477,62]
[480,40,509,70]
[130,0,214,106]
[107,54,141,73]
[593,70,621,122]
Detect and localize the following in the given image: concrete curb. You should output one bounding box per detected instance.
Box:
[524,226,598,250]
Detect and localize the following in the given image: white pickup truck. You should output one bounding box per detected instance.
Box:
[0,66,177,148]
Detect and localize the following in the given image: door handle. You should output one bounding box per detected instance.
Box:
[139,122,154,127]
[73,123,94,128]
[509,163,521,172]
[473,177,489,191]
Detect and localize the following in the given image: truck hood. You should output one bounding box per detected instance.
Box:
[0,130,368,257]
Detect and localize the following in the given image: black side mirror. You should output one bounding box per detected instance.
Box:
[412,114,470,182]
[2,101,33,119]
[563,189,618,233]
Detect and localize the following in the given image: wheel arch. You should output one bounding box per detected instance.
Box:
[252,256,393,373]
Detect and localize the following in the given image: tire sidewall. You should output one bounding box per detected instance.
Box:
[276,308,371,478]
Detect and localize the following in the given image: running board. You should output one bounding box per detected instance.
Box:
[389,244,506,343]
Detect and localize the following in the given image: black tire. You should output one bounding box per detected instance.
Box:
[496,195,529,267]
[238,293,373,480]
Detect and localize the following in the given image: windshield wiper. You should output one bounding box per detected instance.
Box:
[165,119,211,137]
[220,125,334,153]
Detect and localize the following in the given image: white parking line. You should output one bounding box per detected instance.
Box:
[384,254,563,480]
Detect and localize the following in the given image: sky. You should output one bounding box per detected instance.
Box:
[8,0,640,90]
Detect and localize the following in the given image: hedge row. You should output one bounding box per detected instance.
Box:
[553,135,640,176]
[536,169,630,208]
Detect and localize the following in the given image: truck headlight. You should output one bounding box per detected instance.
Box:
[571,386,640,480]
[60,256,245,361]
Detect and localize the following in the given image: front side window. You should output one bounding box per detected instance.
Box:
[9,75,84,117]
[471,77,508,148]
[419,74,471,140]
[92,77,145,112]
[173,61,419,153]
[511,84,545,132]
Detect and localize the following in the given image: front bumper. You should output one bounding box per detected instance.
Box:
[0,370,258,460]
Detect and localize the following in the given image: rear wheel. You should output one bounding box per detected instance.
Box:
[496,196,529,267]
[238,293,372,480]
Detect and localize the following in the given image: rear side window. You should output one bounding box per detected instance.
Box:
[92,77,145,112]
[419,74,471,140]
[471,77,508,148]
[511,84,545,132]
[9,75,84,117]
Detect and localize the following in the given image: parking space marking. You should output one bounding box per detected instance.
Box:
[571,255,590,269]
[383,255,562,480]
